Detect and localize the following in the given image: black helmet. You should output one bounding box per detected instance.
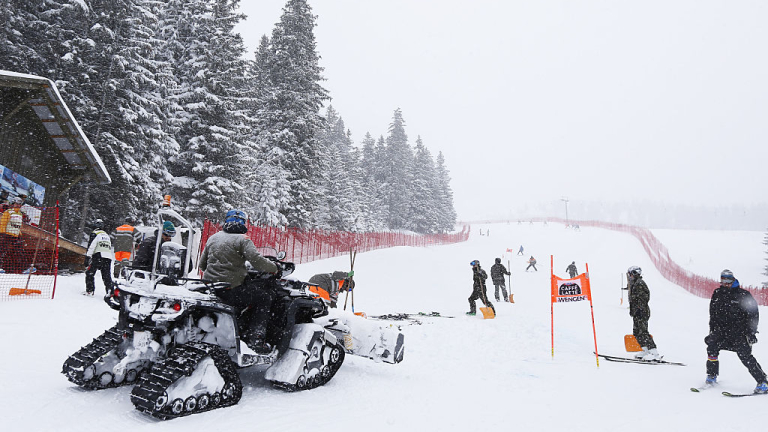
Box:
[495,258,501,264]
[94,219,104,230]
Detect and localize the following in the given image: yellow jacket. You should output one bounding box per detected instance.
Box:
[0,208,23,237]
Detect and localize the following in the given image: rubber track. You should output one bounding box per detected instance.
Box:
[62,326,129,390]
[270,342,346,391]
[130,342,242,420]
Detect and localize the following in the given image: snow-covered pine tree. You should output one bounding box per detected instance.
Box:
[163,0,248,224]
[359,132,387,231]
[410,137,440,234]
[315,106,362,231]
[434,151,457,232]
[242,34,291,227]
[0,0,47,73]
[253,0,329,229]
[384,108,414,230]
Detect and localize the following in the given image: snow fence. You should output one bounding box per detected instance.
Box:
[199,221,470,265]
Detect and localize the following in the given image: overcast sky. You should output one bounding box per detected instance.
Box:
[235,0,768,221]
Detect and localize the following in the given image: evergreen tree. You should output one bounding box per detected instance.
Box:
[434,151,457,232]
[164,0,248,224]
[253,0,329,228]
[763,229,768,286]
[410,137,439,233]
[384,108,413,230]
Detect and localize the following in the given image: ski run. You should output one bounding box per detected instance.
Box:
[1,221,767,431]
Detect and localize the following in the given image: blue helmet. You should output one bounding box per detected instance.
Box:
[225,209,247,226]
[162,221,176,237]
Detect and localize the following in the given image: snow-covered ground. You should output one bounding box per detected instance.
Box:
[1,221,766,431]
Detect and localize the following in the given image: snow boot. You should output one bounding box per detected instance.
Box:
[755,381,768,394]
[243,329,272,354]
[465,311,476,316]
[705,375,717,386]
[635,347,649,360]
[642,348,662,361]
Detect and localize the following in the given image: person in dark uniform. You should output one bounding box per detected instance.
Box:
[84,220,113,295]
[566,261,578,278]
[467,260,495,316]
[627,266,662,361]
[490,258,511,302]
[704,269,768,393]
[133,221,175,271]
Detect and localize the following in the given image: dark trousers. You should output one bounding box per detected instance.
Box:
[706,335,767,382]
[85,254,113,294]
[468,285,495,314]
[526,263,537,271]
[632,315,656,349]
[493,282,509,302]
[0,234,24,273]
[218,283,274,342]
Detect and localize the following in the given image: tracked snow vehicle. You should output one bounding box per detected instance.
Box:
[62,207,404,419]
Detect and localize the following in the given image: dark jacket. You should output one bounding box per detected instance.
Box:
[566,263,578,277]
[133,236,159,270]
[472,266,488,289]
[709,282,759,341]
[628,276,650,319]
[490,263,510,284]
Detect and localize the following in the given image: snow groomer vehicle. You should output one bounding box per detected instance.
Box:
[62,203,404,419]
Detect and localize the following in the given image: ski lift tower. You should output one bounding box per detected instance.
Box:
[560,197,569,227]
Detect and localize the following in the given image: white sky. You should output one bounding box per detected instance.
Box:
[235,0,768,221]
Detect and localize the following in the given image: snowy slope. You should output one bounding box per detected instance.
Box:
[1,222,766,432]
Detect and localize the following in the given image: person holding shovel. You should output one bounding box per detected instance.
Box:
[490,258,511,302]
[467,260,495,316]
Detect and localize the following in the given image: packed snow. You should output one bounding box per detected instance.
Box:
[1,221,766,431]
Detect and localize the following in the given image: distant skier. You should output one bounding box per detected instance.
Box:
[566,261,578,278]
[703,269,768,393]
[526,256,537,272]
[84,219,113,296]
[467,260,495,316]
[517,245,524,256]
[490,258,511,302]
[627,266,662,361]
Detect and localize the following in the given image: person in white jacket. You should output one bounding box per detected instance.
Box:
[84,219,114,296]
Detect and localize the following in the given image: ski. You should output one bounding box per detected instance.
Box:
[595,353,686,366]
[690,385,716,392]
[722,391,767,398]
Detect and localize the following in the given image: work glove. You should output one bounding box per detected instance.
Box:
[347,270,354,278]
[747,333,758,346]
[704,333,719,346]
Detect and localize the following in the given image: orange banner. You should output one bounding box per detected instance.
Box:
[551,273,591,304]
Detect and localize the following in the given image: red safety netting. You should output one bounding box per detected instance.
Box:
[0,204,59,301]
[540,217,767,306]
[199,221,470,266]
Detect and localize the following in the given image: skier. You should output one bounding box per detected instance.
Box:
[703,269,768,393]
[200,210,279,353]
[467,260,495,316]
[517,245,524,256]
[84,219,114,296]
[566,261,578,278]
[526,256,537,272]
[490,258,511,302]
[627,266,662,360]
[133,221,176,271]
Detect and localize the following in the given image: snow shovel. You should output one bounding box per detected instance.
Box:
[507,259,514,303]
[479,278,495,319]
[624,334,652,352]
[9,287,42,296]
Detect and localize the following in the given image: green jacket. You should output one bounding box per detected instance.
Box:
[629,276,651,319]
[200,231,278,288]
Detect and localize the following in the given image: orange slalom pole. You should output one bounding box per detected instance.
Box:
[586,263,600,367]
[551,255,555,358]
